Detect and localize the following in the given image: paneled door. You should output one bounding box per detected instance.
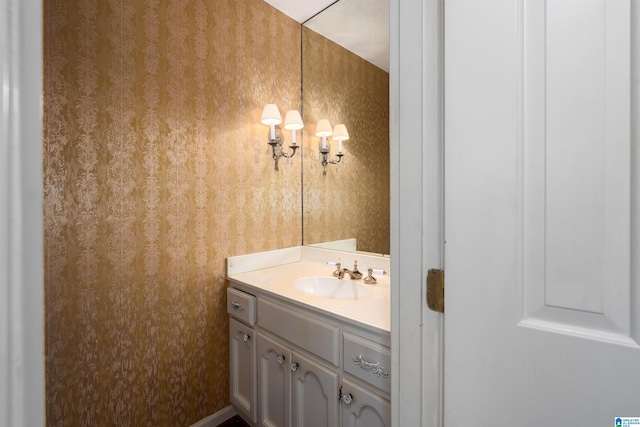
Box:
[257,333,291,427]
[229,318,257,424]
[444,0,640,425]
[340,379,390,427]
[290,352,339,427]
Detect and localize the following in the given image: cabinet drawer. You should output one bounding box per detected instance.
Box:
[343,332,391,394]
[227,287,256,325]
[258,298,340,367]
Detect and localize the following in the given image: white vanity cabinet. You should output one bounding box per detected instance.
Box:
[228,284,390,427]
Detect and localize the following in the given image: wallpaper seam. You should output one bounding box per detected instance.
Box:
[142,0,161,423]
[75,0,100,422]
[167,0,190,423]
[194,0,210,417]
[105,0,137,423]
[43,0,70,423]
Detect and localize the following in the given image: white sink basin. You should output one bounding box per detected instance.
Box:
[292,276,372,300]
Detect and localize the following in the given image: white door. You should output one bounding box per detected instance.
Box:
[444,0,640,425]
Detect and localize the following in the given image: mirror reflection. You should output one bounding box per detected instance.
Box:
[301,0,390,255]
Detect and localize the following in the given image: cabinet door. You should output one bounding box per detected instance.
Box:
[257,333,291,427]
[291,352,340,427]
[229,317,257,423]
[340,379,390,427]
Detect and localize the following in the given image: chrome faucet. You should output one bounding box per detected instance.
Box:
[336,261,363,280]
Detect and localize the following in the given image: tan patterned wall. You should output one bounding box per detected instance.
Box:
[43,0,301,425]
[302,28,390,254]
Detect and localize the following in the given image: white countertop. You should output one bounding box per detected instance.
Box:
[227,247,391,335]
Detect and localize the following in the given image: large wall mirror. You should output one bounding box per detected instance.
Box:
[301,0,390,255]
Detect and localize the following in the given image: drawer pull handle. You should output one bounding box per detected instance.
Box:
[353,354,389,378]
[243,334,250,342]
[277,355,285,364]
[231,301,245,312]
[290,362,299,372]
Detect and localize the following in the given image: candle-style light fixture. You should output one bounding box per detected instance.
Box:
[261,103,303,171]
[316,120,349,175]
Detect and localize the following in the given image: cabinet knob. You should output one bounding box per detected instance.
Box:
[290,362,299,372]
[277,355,285,365]
[340,392,353,406]
[231,300,245,312]
[243,334,250,342]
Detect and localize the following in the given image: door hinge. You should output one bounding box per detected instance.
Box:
[426,268,444,313]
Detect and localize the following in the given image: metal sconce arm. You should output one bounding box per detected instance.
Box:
[319,148,344,176]
[268,128,299,171]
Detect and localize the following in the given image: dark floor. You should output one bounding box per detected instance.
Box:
[217,414,251,427]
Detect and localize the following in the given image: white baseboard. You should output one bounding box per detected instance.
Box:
[190,405,237,427]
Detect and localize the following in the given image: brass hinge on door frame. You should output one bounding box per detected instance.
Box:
[426,268,444,313]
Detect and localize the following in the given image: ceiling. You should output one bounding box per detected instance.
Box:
[264,0,390,72]
[263,0,336,23]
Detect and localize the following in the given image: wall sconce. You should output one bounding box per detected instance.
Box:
[261,104,302,171]
[316,120,349,176]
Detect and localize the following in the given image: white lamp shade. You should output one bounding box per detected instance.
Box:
[331,124,349,141]
[315,119,333,137]
[260,103,282,125]
[284,110,304,131]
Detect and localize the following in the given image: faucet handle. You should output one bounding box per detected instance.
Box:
[329,262,342,277]
[364,268,377,285]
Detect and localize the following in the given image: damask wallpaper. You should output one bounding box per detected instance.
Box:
[43,0,301,425]
[302,28,390,255]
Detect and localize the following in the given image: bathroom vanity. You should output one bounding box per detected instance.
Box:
[226,246,391,427]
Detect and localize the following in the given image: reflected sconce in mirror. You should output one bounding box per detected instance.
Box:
[261,103,303,171]
[316,120,349,176]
